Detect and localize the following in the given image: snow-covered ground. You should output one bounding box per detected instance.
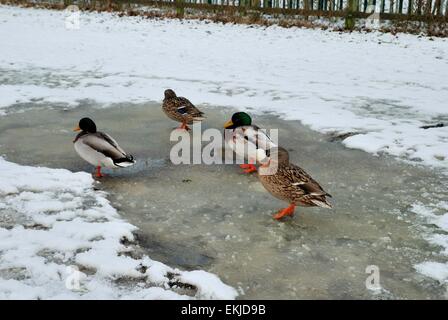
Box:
[0,157,237,299]
[0,5,447,170]
[1,5,448,297]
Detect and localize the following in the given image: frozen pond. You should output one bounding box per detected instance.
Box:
[0,102,447,299]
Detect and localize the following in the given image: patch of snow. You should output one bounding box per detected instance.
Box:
[412,202,448,231]
[0,6,447,171]
[415,262,448,283]
[412,202,448,284]
[0,157,237,299]
[176,270,238,300]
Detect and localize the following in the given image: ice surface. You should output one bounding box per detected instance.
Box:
[0,5,447,170]
[1,104,447,299]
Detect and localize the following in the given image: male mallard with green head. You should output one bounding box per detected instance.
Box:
[224,112,277,174]
[73,117,135,178]
[162,89,205,130]
[256,147,332,220]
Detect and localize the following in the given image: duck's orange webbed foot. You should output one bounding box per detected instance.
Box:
[95,166,105,178]
[273,204,296,220]
[239,164,257,174]
[177,122,190,131]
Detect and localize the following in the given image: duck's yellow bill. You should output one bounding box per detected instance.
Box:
[73,125,81,132]
[223,120,233,129]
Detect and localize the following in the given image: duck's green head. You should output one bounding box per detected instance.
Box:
[224,112,252,129]
[74,117,97,133]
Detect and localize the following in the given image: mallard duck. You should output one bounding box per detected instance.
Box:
[256,147,332,220]
[162,89,205,130]
[73,118,135,178]
[223,112,277,174]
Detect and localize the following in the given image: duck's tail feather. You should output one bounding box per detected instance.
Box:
[310,198,333,209]
[114,155,136,167]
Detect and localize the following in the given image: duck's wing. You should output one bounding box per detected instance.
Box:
[283,164,332,208]
[240,125,277,151]
[228,125,274,161]
[97,132,127,155]
[175,97,204,118]
[81,132,129,161]
[287,164,331,196]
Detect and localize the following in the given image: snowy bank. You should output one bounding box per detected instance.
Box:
[0,5,447,171]
[0,157,237,299]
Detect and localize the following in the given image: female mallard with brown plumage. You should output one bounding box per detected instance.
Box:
[256,147,332,220]
[162,89,205,130]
